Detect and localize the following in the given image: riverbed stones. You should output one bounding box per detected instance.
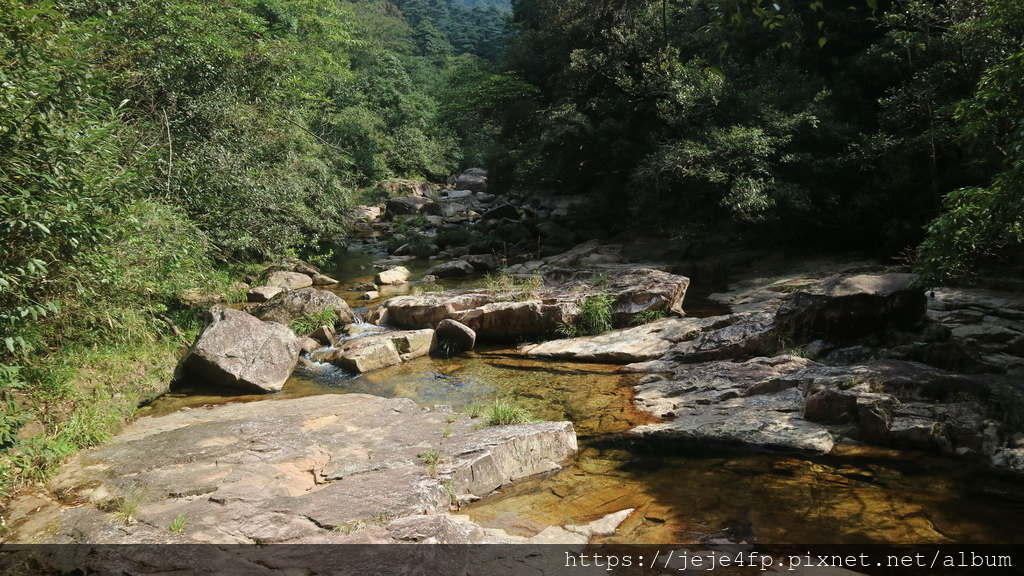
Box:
[382,268,689,342]
[43,394,578,545]
[248,287,355,326]
[178,305,302,393]
[264,270,313,291]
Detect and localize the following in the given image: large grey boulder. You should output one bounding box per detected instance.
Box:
[455,168,487,193]
[434,319,477,353]
[179,305,302,393]
[264,271,313,291]
[248,287,355,327]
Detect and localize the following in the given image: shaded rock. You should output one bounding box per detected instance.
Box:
[460,254,499,272]
[264,271,313,291]
[385,195,433,218]
[804,389,859,424]
[775,273,926,343]
[480,203,519,221]
[249,287,355,327]
[327,329,434,373]
[375,266,411,285]
[426,259,476,278]
[247,285,284,303]
[179,305,301,394]
[535,221,575,246]
[455,168,487,193]
[434,319,476,352]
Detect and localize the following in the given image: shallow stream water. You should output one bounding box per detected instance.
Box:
[144,251,1024,546]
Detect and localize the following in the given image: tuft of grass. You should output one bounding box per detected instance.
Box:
[630,308,666,325]
[420,449,441,475]
[169,512,187,534]
[289,307,339,335]
[441,425,452,438]
[111,491,142,525]
[484,272,543,301]
[482,397,534,427]
[557,293,614,337]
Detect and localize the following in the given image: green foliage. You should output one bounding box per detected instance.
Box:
[630,308,667,325]
[290,308,341,336]
[558,294,614,337]
[918,46,1024,282]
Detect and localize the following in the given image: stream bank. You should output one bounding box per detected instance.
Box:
[4,174,1024,571]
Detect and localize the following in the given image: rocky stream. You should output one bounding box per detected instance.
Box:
[3,173,1024,574]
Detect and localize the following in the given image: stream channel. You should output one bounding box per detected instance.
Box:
[149,250,1024,547]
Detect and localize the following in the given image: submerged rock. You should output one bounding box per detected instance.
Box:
[178,305,302,394]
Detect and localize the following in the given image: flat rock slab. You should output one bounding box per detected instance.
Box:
[45,394,577,545]
[518,317,710,363]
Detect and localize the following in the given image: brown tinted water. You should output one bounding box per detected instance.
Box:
[144,252,1024,545]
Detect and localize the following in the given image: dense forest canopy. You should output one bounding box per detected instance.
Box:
[1,0,1023,490]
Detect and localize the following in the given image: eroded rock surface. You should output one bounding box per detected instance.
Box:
[43,395,578,545]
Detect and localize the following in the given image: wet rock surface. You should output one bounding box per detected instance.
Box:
[37,395,577,545]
